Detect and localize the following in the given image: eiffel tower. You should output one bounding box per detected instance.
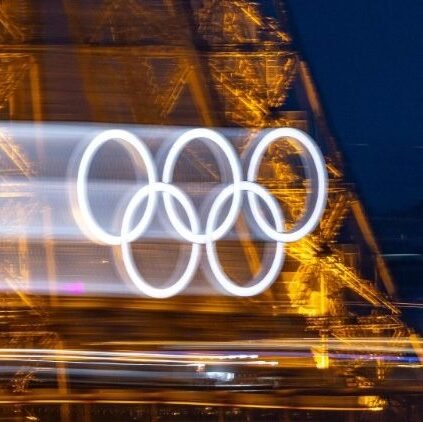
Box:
[0,0,421,421]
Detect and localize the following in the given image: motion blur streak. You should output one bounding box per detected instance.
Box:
[0,122,326,298]
[0,343,421,365]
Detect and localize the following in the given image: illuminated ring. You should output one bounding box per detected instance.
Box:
[76,129,157,246]
[247,128,327,243]
[162,128,242,244]
[205,181,284,297]
[121,182,201,298]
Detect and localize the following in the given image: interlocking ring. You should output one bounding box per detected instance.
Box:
[73,127,327,298]
[206,181,285,297]
[121,182,201,299]
[76,129,158,245]
[162,128,242,244]
[247,127,327,243]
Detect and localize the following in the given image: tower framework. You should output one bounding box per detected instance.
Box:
[0,1,421,421]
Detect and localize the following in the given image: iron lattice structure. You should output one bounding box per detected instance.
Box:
[0,0,421,420]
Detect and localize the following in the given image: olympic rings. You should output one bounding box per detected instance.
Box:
[73,127,327,298]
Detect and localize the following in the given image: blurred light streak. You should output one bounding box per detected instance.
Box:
[0,345,420,368]
[0,122,328,298]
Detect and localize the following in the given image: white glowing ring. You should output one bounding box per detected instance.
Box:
[206,181,284,297]
[76,129,157,245]
[247,128,327,243]
[121,182,201,299]
[162,128,242,244]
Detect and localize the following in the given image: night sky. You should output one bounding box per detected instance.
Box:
[282,0,423,215]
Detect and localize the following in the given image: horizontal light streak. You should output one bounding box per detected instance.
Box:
[0,342,419,367]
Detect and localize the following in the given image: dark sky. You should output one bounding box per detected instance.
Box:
[282,0,423,215]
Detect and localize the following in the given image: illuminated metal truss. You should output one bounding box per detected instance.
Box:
[0,4,62,409]
[0,132,64,419]
[0,0,420,418]
[194,0,297,127]
[81,0,420,382]
[0,0,32,42]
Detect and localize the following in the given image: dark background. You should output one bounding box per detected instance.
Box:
[265,0,423,331]
[283,0,423,214]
